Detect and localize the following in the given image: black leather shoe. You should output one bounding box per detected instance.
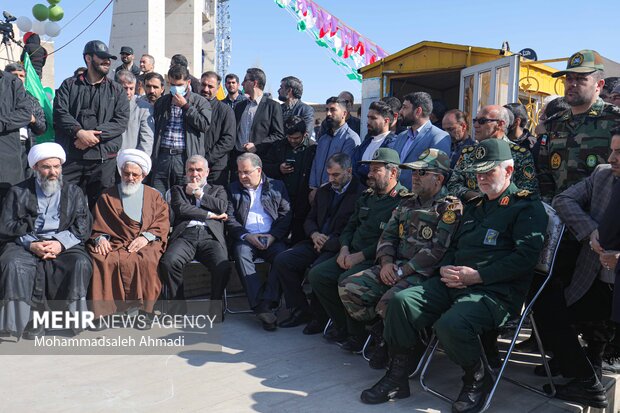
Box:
[22,322,45,340]
[256,312,277,331]
[452,361,491,413]
[302,318,326,335]
[360,352,415,404]
[340,335,365,353]
[543,375,608,409]
[279,308,312,328]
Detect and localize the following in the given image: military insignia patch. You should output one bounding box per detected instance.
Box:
[519,148,526,153]
[568,52,584,68]
[399,223,404,238]
[550,152,562,170]
[586,154,598,168]
[467,178,477,189]
[379,222,386,230]
[483,229,499,246]
[467,146,474,153]
[447,203,459,211]
[499,196,510,206]
[516,189,531,197]
[475,146,486,160]
[420,149,430,159]
[442,210,456,224]
[523,165,535,180]
[420,225,434,240]
[390,188,398,197]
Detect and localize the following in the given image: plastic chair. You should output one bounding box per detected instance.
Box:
[419,202,565,411]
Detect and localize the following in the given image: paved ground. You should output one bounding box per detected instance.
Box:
[0,299,616,412]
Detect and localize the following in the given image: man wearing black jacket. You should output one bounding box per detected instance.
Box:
[160,155,230,312]
[272,153,363,331]
[262,115,316,244]
[199,71,235,186]
[226,153,291,330]
[54,40,129,208]
[151,64,211,194]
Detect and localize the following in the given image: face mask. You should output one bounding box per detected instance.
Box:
[170,84,187,96]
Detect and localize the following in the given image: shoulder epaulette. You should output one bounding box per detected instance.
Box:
[398,189,415,197]
[515,189,533,198]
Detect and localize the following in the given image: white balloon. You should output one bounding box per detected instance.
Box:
[16,16,32,33]
[45,21,61,37]
[31,20,46,35]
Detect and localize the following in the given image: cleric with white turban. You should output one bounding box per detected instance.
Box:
[116,149,152,176]
[28,142,66,169]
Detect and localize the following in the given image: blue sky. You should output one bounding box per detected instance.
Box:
[5,0,619,103]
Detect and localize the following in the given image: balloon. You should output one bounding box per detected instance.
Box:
[31,20,46,35]
[16,16,32,33]
[32,4,49,21]
[48,5,64,21]
[45,21,61,37]
[47,0,61,4]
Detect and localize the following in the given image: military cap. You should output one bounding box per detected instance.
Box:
[359,148,401,165]
[399,148,450,172]
[552,50,604,77]
[466,139,513,173]
[120,46,134,55]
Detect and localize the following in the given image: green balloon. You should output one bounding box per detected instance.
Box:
[32,4,49,21]
[48,0,61,4]
[48,5,64,21]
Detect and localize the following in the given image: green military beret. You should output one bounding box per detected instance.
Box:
[359,148,401,165]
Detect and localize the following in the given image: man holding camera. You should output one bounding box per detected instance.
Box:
[226,153,292,331]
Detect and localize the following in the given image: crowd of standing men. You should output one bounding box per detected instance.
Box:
[1,39,620,412]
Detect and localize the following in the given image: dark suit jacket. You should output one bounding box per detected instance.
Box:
[303,176,364,253]
[234,95,285,155]
[204,99,236,173]
[226,175,292,241]
[169,183,228,246]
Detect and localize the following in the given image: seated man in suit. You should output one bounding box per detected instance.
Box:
[271,153,364,332]
[160,155,230,315]
[226,153,292,331]
[391,92,451,190]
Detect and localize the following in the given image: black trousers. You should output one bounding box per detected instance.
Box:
[534,277,613,378]
[160,226,230,301]
[152,152,187,195]
[271,240,334,319]
[63,158,116,208]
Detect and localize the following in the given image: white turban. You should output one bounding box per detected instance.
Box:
[117,149,152,175]
[28,142,66,168]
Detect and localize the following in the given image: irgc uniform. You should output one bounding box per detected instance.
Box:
[339,149,463,341]
[308,148,407,335]
[360,139,548,410]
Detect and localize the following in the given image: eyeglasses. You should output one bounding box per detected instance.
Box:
[412,169,440,176]
[472,118,500,125]
[237,168,258,177]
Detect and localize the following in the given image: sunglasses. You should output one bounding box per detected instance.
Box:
[473,118,500,125]
[412,169,440,176]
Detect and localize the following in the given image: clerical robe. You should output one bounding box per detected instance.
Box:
[0,178,92,336]
[89,184,169,317]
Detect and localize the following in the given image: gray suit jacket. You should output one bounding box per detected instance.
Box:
[553,164,615,305]
[121,96,154,156]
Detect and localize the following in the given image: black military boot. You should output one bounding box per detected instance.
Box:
[367,320,389,369]
[544,374,608,409]
[452,360,490,413]
[360,351,415,404]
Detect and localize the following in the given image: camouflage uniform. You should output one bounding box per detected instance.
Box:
[537,98,620,202]
[447,136,539,201]
[339,187,463,323]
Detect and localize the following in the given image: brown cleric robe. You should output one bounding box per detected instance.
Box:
[88,185,169,317]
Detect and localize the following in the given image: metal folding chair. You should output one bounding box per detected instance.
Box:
[419,202,565,411]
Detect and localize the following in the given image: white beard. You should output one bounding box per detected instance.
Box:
[36,172,62,196]
[120,181,142,196]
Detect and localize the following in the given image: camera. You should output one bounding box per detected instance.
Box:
[0,11,16,44]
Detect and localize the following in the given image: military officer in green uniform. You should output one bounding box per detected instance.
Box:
[448,104,539,202]
[538,50,620,201]
[361,139,548,413]
[338,149,463,366]
[308,148,408,349]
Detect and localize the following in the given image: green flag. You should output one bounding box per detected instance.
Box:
[23,53,54,143]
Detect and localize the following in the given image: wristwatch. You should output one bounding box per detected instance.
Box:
[396,267,404,278]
